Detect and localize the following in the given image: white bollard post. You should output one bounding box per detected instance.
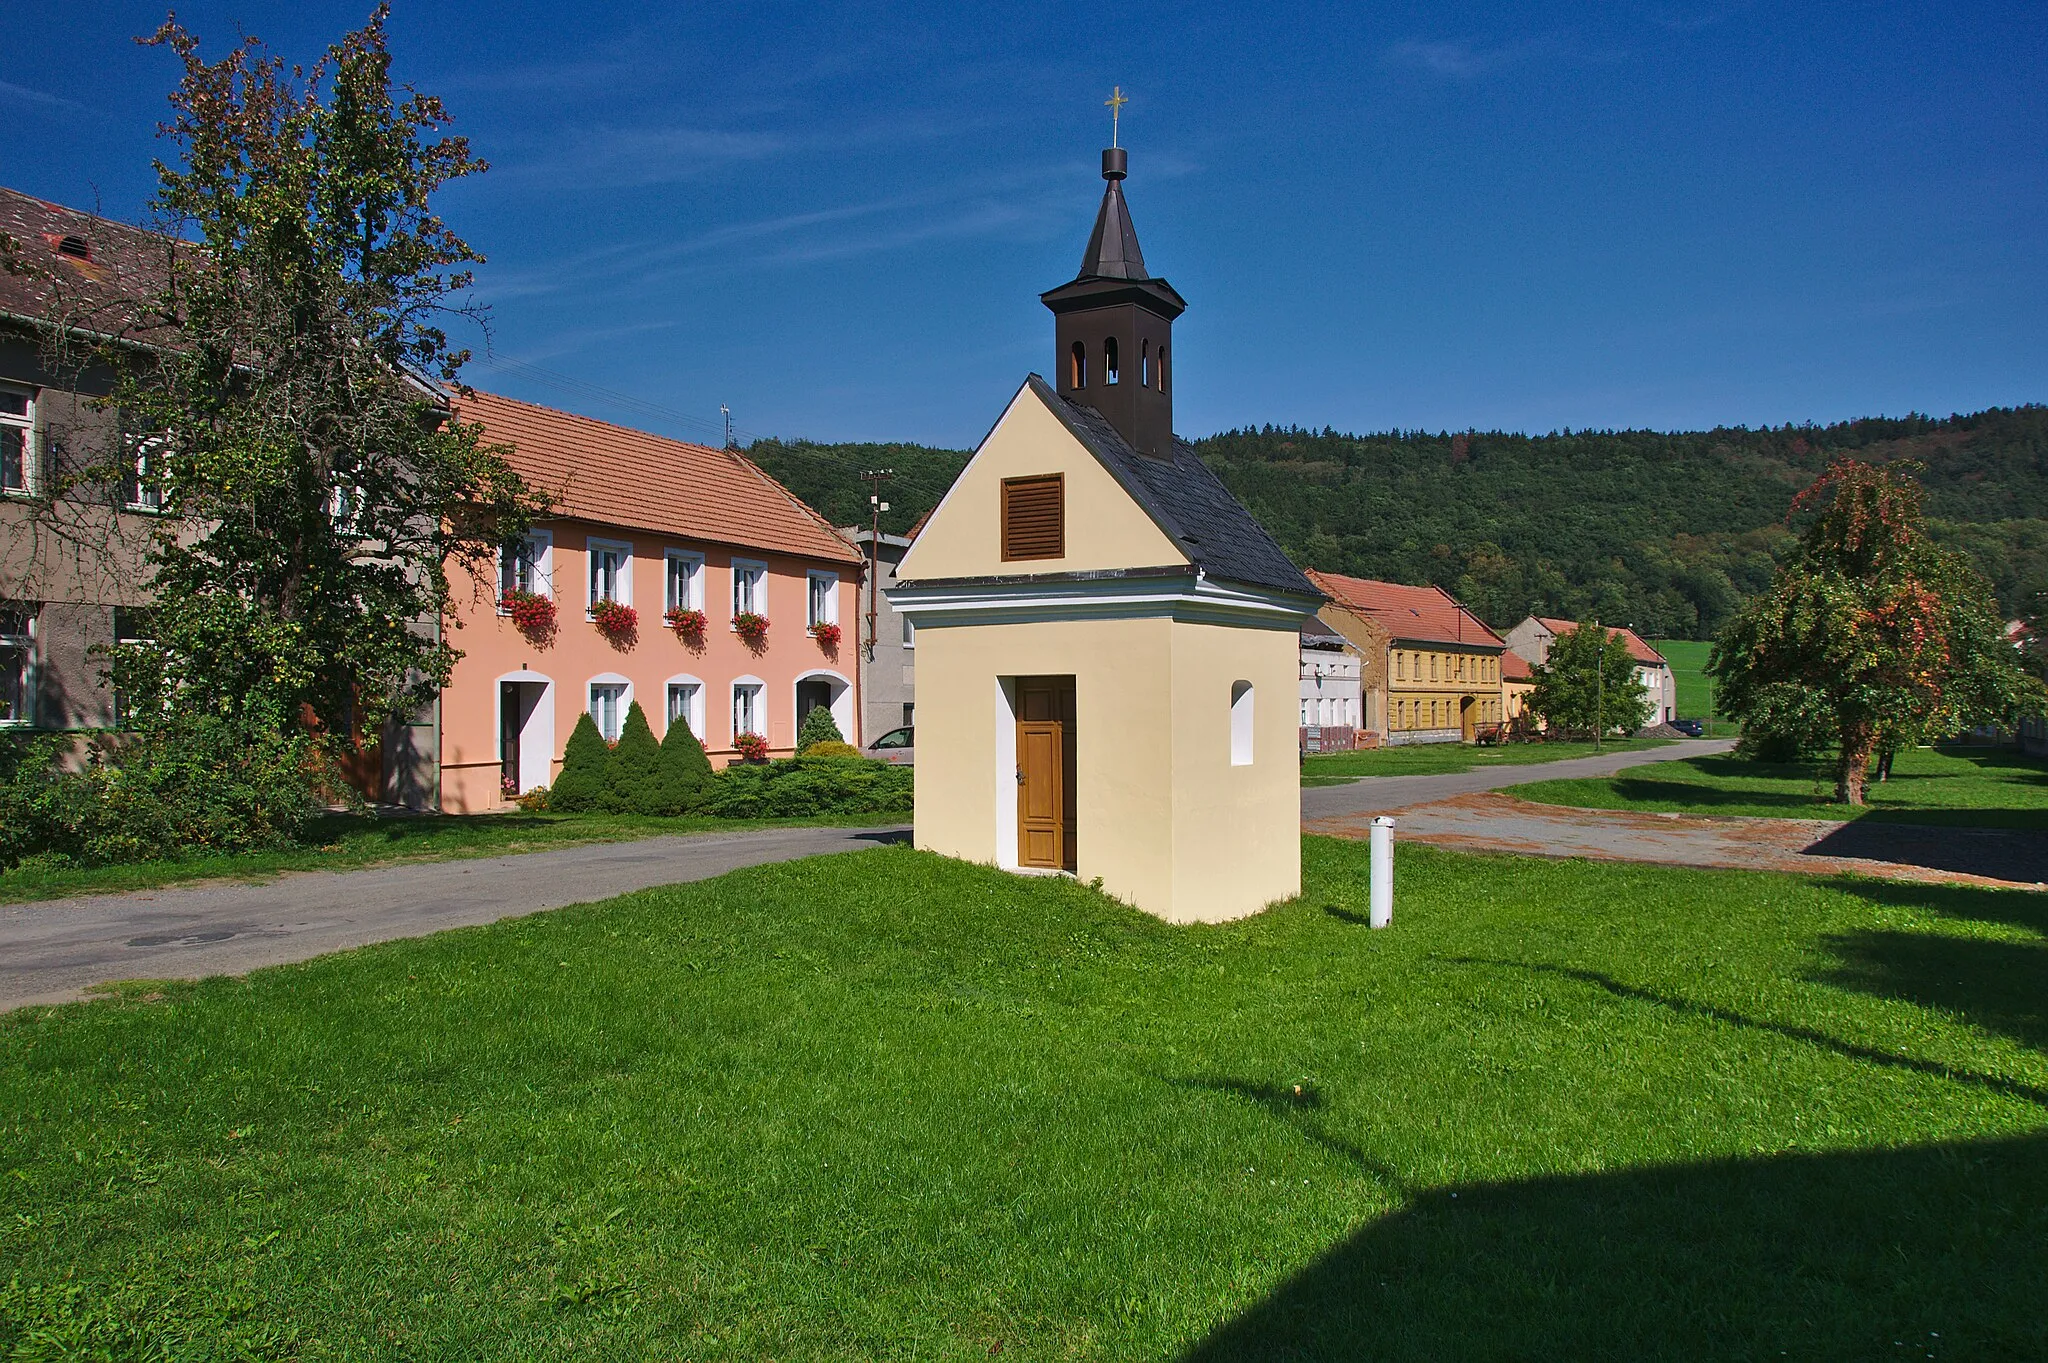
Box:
[1369,815,1395,929]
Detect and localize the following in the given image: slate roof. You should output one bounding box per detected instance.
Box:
[1533,616,1666,667]
[455,389,859,566]
[0,186,180,343]
[1027,375,1319,601]
[1308,570,1504,649]
[1078,177,1147,281]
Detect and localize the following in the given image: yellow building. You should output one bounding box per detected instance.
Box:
[890,146,1322,923]
[1306,570,1508,744]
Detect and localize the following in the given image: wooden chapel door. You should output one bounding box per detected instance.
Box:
[1016,677,1077,872]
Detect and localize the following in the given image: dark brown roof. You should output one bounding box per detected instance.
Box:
[1534,616,1666,667]
[455,389,859,566]
[0,187,178,342]
[1308,570,1504,648]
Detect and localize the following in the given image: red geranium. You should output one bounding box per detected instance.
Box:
[501,589,556,643]
[809,621,842,649]
[591,599,637,642]
[732,611,769,645]
[665,606,708,642]
[733,731,770,762]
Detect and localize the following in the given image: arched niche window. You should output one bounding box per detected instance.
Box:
[1069,341,1087,389]
[1230,680,1254,766]
[1140,340,1151,388]
[1158,345,1169,393]
[1104,336,1120,385]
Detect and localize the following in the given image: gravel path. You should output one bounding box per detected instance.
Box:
[0,824,908,1011]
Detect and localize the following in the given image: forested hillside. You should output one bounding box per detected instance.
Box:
[748,405,2048,639]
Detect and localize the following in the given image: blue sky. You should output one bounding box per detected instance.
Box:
[3,2,2043,448]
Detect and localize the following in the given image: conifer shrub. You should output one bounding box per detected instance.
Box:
[700,754,911,818]
[548,713,614,813]
[606,702,662,814]
[655,716,715,815]
[796,703,845,751]
[800,740,861,759]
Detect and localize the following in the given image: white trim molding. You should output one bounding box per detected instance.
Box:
[663,672,706,740]
[888,570,1318,632]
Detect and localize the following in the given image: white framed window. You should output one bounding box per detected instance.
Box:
[731,558,767,620]
[665,675,704,739]
[0,604,33,726]
[588,676,630,742]
[901,614,915,648]
[731,677,765,740]
[1231,680,1254,765]
[806,571,838,628]
[588,537,632,613]
[0,385,34,496]
[124,436,166,512]
[499,530,553,601]
[112,606,153,726]
[665,549,705,612]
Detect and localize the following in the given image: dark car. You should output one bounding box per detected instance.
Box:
[1670,717,1705,737]
[868,725,914,765]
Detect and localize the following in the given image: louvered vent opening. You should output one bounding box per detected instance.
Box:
[1001,474,1064,562]
[57,235,91,260]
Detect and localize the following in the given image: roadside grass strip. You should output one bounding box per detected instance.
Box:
[3,840,2044,1358]
[1509,744,2048,830]
[1301,737,1672,785]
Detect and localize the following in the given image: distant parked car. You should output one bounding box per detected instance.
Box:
[1670,717,1705,737]
[868,726,914,765]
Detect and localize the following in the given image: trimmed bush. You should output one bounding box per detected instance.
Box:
[700,755,911,819]
[655,716,715,815]
[548,713,614,813]
[800,740,861,759]
[797,704,844,751]
[607,702,662,814]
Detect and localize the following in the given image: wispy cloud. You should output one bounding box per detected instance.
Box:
[0,80,95,115]
[1384,36,1627,79]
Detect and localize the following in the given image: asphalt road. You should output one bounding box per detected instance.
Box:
[0,824,908,1011]
[1302,738,1737,817]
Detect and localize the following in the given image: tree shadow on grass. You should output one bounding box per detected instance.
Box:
[1802,821,2048,881]
[1182,1133,2048,1360]
[1443,957,2048,1109]
[1816,930,2048,1054]
[1598,777,1833,813]
[1815,875,2048,935]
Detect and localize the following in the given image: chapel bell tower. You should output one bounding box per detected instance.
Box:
[1040,146,1187,459]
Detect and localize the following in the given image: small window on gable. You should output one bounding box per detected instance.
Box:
[1001,474,1063,562]
[1104,336,1119,385]
[1069,341,1087,389]
[1230,680,1254,766]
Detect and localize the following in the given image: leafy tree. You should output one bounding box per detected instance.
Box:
[797,703,844,751]
[1527,626,1652,740]
[1711,461,2043,804]
[606,701,661,814]
[547,713,613,813]
[101,9,542,757]
[655,713,714,815]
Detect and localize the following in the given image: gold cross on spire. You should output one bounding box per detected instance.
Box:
[1106,85,1127,147]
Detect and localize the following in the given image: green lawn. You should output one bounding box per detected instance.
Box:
[1649,637,1738,736]
[5,840,2044,1357]
[1510,744,2048,829]
[1301,736,1672,785]
[0,809,909,904]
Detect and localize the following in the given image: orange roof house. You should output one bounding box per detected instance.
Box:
[1502,615,1678,725]
[1305,570,1509,746]
[423,391,865,813]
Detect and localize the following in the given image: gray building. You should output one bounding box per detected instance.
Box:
[839,528,915,743]
[0,188,164,737]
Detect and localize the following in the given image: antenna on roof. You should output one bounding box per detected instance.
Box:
[721,405,733,450]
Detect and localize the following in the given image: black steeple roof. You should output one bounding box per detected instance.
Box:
[1078,149,1148,280]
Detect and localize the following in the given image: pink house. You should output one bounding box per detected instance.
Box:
[433,391,864,813]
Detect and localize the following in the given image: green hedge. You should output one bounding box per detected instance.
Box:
[699,755,912,818]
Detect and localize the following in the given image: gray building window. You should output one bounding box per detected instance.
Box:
[0,605,33,725]
[0,387,33,495]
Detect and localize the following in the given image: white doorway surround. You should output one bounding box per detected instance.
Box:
[792,669,855,744]
[495,670,554,797]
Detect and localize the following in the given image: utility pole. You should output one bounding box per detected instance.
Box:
[721,404,733,450]
[862,468,892,660]
[1592,618,1604,751]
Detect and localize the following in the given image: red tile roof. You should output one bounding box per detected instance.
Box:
[455,389,859,566]
[1501,650,1533,681]
[1533,617,1666,667]
[1307,570,1504,648]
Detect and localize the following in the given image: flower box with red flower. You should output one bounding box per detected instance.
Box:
[501,588,556,639]
[664,606,708,642]
[733,731,770,762]
[732,611,769,645]
[591,599,637,640]
[809,621,842,649]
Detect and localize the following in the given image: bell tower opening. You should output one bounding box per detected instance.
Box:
[1040,146,1186,459]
